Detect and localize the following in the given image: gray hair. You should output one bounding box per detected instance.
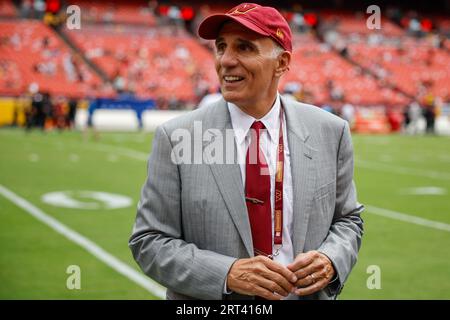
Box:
[271,42,286,58]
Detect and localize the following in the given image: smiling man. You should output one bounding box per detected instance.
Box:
[129,3,364,300]
[213,21,289,119]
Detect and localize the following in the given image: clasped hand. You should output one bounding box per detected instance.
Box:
[226,250,335,300]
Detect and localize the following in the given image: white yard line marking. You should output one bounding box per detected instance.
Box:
[29,153,40,162]
[399,186,447,196]
[0,184,166,299]
[0,131,150,162]
[91,143,149,161]
[51,140,149,162]
[365,204,450,232]
[356,159,450,181]
[107,154,119,162]
[69,154,80,162]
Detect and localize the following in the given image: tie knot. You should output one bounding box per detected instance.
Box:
[251,121,265,131]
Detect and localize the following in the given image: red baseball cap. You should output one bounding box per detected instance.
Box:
[198,3,292,53]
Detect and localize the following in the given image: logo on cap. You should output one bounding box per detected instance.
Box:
[276,28,284,39]
[229,3,259,15]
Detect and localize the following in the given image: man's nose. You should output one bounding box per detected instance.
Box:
[219,48,238,68]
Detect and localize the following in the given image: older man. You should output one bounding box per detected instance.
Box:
[129,3,364,300]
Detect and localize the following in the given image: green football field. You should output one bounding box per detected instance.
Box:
[0,128,449,299]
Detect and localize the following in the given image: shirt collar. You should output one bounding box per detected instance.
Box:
[227,93,281,145]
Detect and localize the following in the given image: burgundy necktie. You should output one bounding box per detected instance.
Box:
[245,121,272,257]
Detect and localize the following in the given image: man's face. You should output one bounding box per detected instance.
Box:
[214,21,281,109]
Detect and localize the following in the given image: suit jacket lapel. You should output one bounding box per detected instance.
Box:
[203,99,254,257]
[282,96,317,256]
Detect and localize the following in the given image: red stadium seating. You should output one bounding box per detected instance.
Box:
[348,37,449,101]
[70,0,156,25]
[0,20,106,97]
[0,2,448,109]
[65,24,217,101]
[320,10,404,36]
[280,33,407,106]
[0,0,16,17]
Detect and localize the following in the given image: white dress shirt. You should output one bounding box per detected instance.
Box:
[227,94,294,266]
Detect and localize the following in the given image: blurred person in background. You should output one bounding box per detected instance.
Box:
[41,92,52,130]
[52,96,67,130]
[130,3,364,301]
[83,99,99,141]
[26,89,51,132]
[26,91,42,131]
[66,97,78,130]
[198,86,222,108]
[423,98,436,135]
[341,103,355,130]
[386,108,403,133]
[405,101,423,135]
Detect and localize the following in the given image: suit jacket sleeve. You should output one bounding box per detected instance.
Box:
[317,121,364,297]
[129,125,237,300]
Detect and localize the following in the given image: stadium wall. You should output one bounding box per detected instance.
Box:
[75,109,189,132]
[0,98,26,126]
[2,97,449,135]
[75,109,450,135]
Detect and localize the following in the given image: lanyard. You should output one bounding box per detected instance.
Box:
[245,105,285,259]
[273,105,284,255]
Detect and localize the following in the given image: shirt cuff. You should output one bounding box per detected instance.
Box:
[223,279,233,295]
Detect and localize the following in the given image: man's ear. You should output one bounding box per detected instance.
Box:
[275,51,291,77]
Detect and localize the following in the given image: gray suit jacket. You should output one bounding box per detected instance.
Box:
[129,96,364,300]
